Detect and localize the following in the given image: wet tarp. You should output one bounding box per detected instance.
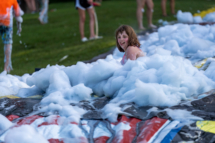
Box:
[1,89,215,121]
[0,97,41,117]
[2,114,215,143]
[1,90,215,142]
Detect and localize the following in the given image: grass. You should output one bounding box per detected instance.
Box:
[0,0,214,75]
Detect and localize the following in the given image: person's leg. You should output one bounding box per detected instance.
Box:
[39,0,45,24]
[30,0,36,12]
[170,0,175,15]
[87,7,95,39]
[136,0,146,30]
[44,0,49,23]
[4,44,12,73]
[25,0,32,11]
[39,0,49,24]
[78,8,86,39]
[161,0,167,16]
[146,0,156,28]
[142,1,145,13]
[2,25,13,73]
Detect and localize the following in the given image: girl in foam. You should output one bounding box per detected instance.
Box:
[115,25,145,65]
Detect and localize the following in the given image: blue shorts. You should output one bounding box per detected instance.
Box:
[0,25,13,44]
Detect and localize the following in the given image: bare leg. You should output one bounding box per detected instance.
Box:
[25,0,36,12]
[136,0,146,30]
[39,0,49,24]
[170,0,175,15]
[78,8,86,39]
[30,0,36,12]
[146,0,155,27]
[4,44,12,73]
[161,0,167,16]
[87,7,95,38]
[25,0,32,11]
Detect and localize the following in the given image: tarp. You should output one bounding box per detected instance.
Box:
[1,89,215,142]
[2,115,215,142]
[0,95,42,117]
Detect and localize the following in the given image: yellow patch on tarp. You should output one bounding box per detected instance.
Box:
[27,95,43,99]
[0,95,43,99]
[193,7,215,18]
[0,95,20,99]
[196,121,215,134]
[194,58,207,69]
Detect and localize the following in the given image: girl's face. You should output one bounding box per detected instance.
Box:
[117,31,129,51]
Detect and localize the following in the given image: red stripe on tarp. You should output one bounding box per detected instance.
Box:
[38,116,60,127]
[48,137,88,143]
[16,115,43,126]
[6,115,20,121]
[136,117,168,143]
[70,122,79,125]
[94,136,109,143]
[48,139,64,143]
[112,115,142,143]
[37,116,79,127]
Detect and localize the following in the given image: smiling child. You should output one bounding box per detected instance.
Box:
[115,25,145,65]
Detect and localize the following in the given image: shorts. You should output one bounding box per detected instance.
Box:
[75,0,93,10]
[0,25,13,44]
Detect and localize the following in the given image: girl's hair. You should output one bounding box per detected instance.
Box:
[115,25,140,52]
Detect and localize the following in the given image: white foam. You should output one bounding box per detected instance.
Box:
[0,114,13,132]
[4,125,48,143]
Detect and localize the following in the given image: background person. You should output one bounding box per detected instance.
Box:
[136,0,157,30]
[75,0,96,42]
[161,0,175,17]
[0,0,23,73]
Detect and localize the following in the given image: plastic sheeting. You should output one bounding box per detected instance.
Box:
[0,96,41,117]
[1,90,215,142]
[2,114,215,143]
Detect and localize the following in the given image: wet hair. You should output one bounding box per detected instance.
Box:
[115,25,140,52]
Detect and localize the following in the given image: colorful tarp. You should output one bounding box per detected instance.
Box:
[1,90,215,142]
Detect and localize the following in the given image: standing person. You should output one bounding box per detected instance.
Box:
[115,25,145,65]
[75,0,96,42]
[161,0,175,17]
[136,0,157,30]
[38,0,49,24]
[0,0,23,73]
[25,0,36,14]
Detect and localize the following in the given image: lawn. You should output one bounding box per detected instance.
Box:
[0,0,214,75]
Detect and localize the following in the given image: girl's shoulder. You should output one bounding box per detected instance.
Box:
[127,46,140,51]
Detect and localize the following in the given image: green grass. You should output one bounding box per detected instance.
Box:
[0,0,214,75]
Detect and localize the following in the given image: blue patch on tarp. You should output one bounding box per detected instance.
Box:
[161,125,183,143]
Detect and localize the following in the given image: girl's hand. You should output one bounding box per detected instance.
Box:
[87,0,93,5]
